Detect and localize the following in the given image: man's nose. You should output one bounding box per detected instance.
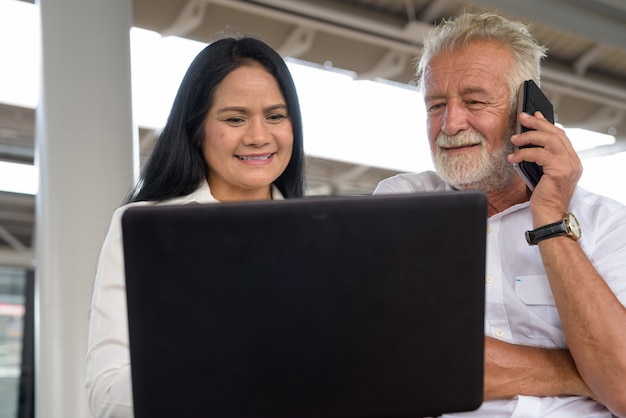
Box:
[441,101,469,136]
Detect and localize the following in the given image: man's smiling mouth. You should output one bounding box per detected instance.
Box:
[442,143,480,151]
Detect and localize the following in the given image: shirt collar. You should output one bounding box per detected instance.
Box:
[158,179,284,205]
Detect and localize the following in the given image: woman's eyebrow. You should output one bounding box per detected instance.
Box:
[216,103,288,113]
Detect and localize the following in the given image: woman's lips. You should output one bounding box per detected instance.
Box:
[236,153,275,163]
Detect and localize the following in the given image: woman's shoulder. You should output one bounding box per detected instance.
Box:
[111,199,157,219]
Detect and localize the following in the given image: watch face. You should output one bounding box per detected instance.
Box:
[566,213,582,240]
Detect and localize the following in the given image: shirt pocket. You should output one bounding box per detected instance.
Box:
[514,275,566,347]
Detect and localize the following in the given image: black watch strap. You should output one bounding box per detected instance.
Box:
[525,219,567,245]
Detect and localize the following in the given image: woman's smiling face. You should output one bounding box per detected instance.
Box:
[202,62,293,201]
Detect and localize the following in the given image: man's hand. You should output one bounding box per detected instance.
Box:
[508,111,583,227]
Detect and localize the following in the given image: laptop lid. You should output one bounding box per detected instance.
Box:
[122,192,487,418]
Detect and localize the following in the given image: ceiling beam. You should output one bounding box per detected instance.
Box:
[160,0,207,37]
[465,0,626,53]
[163,0,429,54]
[0,224,28,252]
[277,26,316,58]
[541,66,626,111]
[0,248,34,268]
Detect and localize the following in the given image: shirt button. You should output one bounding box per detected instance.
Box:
[485,275,494,283]
[487,225,492,234]
[495,330,505,338]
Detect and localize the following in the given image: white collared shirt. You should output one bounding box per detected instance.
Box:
[375,171,626,417]
[85,181,284,418]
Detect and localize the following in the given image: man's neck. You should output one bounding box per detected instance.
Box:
[485,176,530,217]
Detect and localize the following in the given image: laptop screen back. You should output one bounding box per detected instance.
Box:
[122,192,487,418]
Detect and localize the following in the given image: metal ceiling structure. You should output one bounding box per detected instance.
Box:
[1,0,626,266]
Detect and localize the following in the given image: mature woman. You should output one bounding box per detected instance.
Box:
[85,36,305,418]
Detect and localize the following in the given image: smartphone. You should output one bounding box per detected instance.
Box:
[513,79,554,191]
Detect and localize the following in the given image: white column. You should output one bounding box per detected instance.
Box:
[35,0,135,417]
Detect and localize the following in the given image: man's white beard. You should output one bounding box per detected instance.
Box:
[433,130,517,192]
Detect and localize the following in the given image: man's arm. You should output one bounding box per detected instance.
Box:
[509,111,626,417]
[538,236,626,417]
[483,336,593,400]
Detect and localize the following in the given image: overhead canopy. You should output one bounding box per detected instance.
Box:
[1,0,626,266]
[133,0,626,142]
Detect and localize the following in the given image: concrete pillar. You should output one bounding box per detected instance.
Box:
[35,0,135,416]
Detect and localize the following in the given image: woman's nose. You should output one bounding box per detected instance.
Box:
[243,118,270,145]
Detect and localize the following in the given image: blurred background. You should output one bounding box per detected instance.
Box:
[1,0,625,417]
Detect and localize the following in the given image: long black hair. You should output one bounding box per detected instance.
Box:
[126,36,305,203]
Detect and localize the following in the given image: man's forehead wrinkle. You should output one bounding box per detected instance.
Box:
[424,71,492,97]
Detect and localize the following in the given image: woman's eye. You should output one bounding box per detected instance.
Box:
[267,114,287,122]
[225,117,245,124]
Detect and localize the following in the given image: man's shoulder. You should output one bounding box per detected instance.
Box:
[571,186,626,225]
[572,186,625,213]
[373,170,448,195]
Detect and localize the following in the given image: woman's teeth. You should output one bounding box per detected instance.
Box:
[238,154,271,161]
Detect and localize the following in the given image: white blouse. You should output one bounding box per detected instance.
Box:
[85,181,284,418]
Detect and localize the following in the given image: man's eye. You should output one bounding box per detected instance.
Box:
[466,99,487,108]
[427,103,445,113]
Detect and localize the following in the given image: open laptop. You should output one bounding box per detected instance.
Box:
[122,191,487,418]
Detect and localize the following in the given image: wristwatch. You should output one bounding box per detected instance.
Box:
[525,212,581,245]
